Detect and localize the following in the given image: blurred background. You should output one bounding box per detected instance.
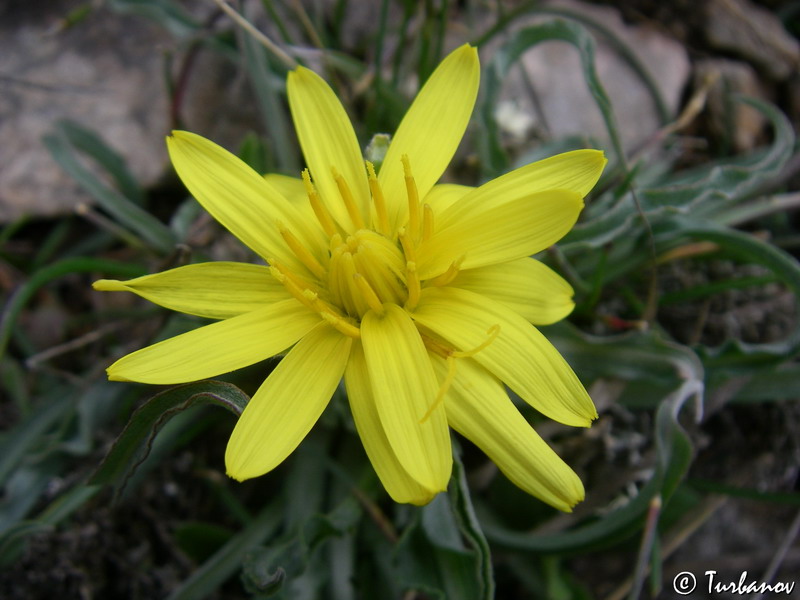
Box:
[1,0,798,598]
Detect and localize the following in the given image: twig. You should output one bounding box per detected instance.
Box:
[211,0,298,70]
[749,508,800,600]
[26,321,129,369]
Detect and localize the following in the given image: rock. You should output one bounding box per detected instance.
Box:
[0,0,265,224]
[705,0,800,82]
[0,0,172,222]
[492,0,691,153]
[694,58,769,152]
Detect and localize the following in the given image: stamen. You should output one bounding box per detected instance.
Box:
[401,155,420,241]
[302,170,337,237]
[271,258,361,339]
[427,255,465,287]
[422,204,434,241]
[420,356,457,424]
[353,273,385,315]
[320,311,361,338]
[405,261,421,311]
[451,325,500,358]
[339,251,369,316]
[332,167,365,230]
[366,161,390,236]
[268,260,316,311]
[398,227,416,263]
[277,221,326,280]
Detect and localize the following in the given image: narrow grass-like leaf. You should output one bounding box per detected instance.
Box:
[0,394,74,487]
[90,381,249,490]
[239,23,298,173]
[733,363,800,402]
[0,258,146,360]
[56,120,145,205]
[166,502,283,600]
[565,97,794,252]
[450,447,494,600]
[107,0,201,37]
[44,131,175,253]
[688,480,800,506]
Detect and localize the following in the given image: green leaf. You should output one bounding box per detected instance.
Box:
[449,448,494,599]
[55,120,145,205]
[394,456,494,600]
[238,32,298,173]
[0,393,74,487]
[167,502,283,600]
[565,97,794,252]
[107,0,201,37]
[0,257,145,360]
[43,129,175,253]
[90,380,249,491]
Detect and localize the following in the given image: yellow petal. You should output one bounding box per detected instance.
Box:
[167,131,326,275]
[450,258,574,325]
[423,183,473,217]
[440,149,607,227]
[264,173,318,223]
[361,304,452,490]
[379,44,480,232]
[345,341,439,505]
[431,354,584,511]
[93,262,288,320]
[263,173,305,201]
[107,299,320,384]
[417,189,583,280]
[225,323,351,480]
[413,287,597,427]
[287,67,370,232]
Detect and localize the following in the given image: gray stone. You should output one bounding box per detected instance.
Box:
[0,0,171,222]
[0,0,267,223]
[694,58,769,152]
[492,0,691,154]
[706,0,800,81]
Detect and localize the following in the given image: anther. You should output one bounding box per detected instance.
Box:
[353,273,385,315]
[366,161,390,236]
[332,166,365,230]
[302,170,337,237]
[451,325,500,358]
[401,155,420,241]
[277,221,326,280]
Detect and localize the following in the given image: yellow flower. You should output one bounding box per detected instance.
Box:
[94,44,606,510]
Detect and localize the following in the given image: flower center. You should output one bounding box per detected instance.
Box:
[328,229,407,318]
[268,155,434,338]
